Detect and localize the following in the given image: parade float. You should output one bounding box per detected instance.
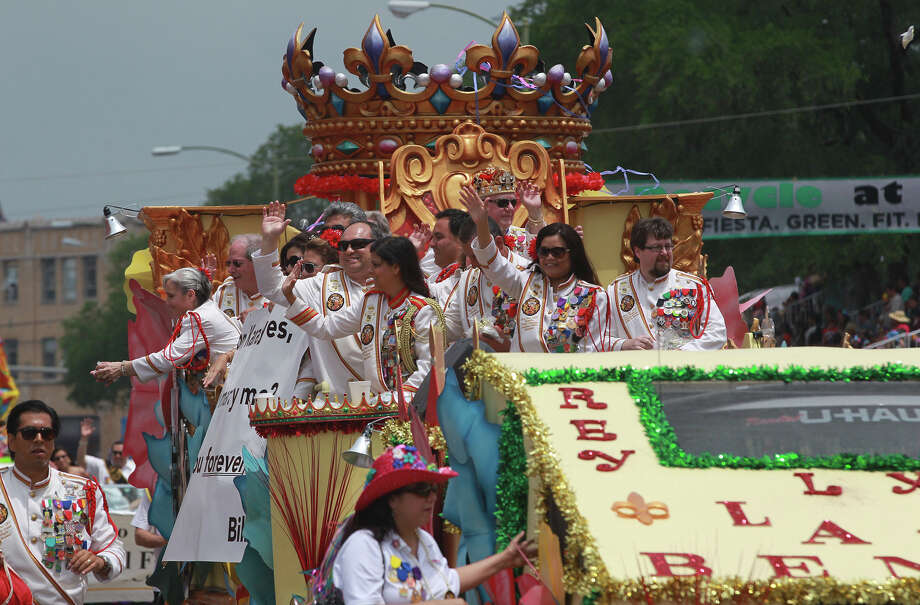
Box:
[116,12,920,605]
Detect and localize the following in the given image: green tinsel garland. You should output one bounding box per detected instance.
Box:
[496,398,528,551]
[522,362,920,471]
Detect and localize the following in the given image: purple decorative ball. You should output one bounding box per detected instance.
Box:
[311,144,325,157]
[318,66,336,87]
[603,70,613,87]
[378,138,399,154]
[547,64,565,84]
[564,141,579,156]
[430,64,452,84]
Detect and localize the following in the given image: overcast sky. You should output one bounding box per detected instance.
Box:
[0,0,510,221]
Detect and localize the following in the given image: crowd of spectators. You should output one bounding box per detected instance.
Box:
[748,273,920,348]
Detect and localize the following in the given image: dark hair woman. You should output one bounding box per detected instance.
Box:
[459,184,612,353]
[281,236,444,399]
[323,445,534,605]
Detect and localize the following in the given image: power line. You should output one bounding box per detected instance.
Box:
[592,93,920,133]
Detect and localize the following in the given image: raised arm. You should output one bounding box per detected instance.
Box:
[518,180,546,235]
[459,185,528,299]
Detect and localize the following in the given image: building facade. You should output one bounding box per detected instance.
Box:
[0,217,129,456]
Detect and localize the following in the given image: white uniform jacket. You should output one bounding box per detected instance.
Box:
[131,299,241,383]
[607,269,727,351]
[471,237,611,353]
[253,250,367,397]
[0,466,125,605]
[211,276,268,318]
[285,289,441,397]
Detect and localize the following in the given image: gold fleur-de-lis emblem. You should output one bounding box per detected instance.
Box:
[612,492,669,525]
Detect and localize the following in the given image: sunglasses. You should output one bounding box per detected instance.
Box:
[225,259,248,268]
[488,198,516,209]
[338,238,375,252]
[537,246,570,258]
[284,256,317,273]
[402,482,437,497]
[18,427,57,441]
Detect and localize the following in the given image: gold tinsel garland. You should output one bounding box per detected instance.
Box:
[460,349,920,605]
[462,349,614,596]
[379,419,448,455]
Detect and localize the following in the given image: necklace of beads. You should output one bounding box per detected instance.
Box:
[490,285,518,337]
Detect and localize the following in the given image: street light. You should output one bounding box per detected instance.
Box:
[151,144,280,201]
[387,1,499,28]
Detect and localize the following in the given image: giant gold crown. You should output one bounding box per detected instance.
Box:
[281,13,612,180]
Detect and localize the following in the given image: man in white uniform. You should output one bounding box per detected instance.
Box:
[212,233,268,318]
[0,400,124,604]
[608,217,726,351]
[254,202,382,398]
[473,166,546,259]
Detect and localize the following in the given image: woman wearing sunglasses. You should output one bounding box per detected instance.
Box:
[318,444,535,605]
[282,236,445,399]
[280,232,339,277]
[460,184,612,353]
[91,267,242,384]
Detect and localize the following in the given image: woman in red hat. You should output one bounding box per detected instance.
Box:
[331,444,535,605]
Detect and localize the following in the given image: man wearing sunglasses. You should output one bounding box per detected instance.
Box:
[472,166,546,259]
[0,400,125,603]
[255,201,384,397]
[211,233,269,319]
[608,217,726,351]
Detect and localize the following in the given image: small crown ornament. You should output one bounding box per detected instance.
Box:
[473,166,517,198]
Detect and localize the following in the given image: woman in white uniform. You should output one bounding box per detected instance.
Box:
[460,184,612,353]
[92,267,241,384]
[282,237,444,398]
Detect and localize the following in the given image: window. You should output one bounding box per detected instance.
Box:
[41,338,57,379]
[2,260,17,303]
[41,258,56,304]
[62,258,77,303]
[83,256,98,299]
[3,339,17,379]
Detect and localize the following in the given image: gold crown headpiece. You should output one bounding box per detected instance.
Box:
[282,12,613,179]
[473,166,516,198]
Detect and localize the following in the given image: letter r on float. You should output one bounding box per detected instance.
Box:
[640,552,712,577]
[558,387,607,409]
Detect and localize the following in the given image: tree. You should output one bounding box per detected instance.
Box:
[205,123,326,227]
[60,233,147,408]
[512,0,919,302]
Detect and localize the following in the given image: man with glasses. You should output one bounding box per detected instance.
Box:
[472,166,546,259]
[0,400,125,603]
[608,217,726,351]
[212,233,269,318]
[254,201,384,397]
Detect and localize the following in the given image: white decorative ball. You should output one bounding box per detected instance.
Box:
[311,75,322,89]
[449,73,464,88]
[334,73,348,88]
[415,73,431,87]
[562,72,573,86]
[532,73,547,87]
[594,78,607,92]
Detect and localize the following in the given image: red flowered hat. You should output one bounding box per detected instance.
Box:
[355,444,457,512]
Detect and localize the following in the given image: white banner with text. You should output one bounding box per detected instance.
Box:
[163,304,309,562]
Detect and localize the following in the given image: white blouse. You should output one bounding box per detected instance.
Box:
[333,528,460,605]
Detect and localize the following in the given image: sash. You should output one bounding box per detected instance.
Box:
[322,269,364,382]
[613,273,652,339]
[215,279,237,317]
[359,295,387,393]
[0,472,78,605]
[515,271,548,353]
